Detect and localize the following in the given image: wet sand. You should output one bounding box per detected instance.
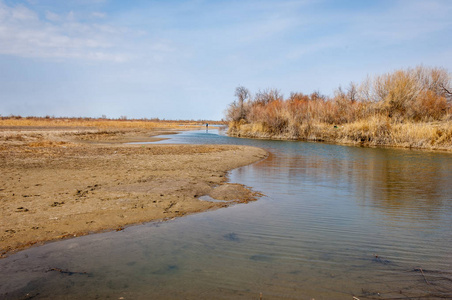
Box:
[0,127,267,257]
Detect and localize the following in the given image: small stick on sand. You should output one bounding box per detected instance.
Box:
[419,268,430,285]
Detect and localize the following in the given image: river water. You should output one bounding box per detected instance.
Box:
[1,129,451,299]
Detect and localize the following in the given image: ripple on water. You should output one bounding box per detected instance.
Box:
[1,129,452,299]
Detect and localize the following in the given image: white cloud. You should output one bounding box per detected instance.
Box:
[279,0,452,63]
[45,10,60,22]
[351,0,452,44]
[0,1,132,62]
[285,37,343,60]
[91,12,106,19]
[10,3,37,21]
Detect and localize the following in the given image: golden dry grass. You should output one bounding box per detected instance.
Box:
[229,118,452,151]
[0,117,205,129]
[226,66,452,151]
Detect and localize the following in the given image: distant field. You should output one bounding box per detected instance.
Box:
[0,116,226,129]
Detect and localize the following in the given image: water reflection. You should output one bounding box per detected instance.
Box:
[238,142,452,221]
[1,130,451,299]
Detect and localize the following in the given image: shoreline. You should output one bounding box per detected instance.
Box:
[0,126,268,258]
[227,121,452,152]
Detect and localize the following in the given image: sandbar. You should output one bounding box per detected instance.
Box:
[0,127,267,257]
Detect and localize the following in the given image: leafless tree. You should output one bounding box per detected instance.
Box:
[225,86,251,122]
[254,88,283,105]
[347,82,358,102]
[235,86,250,120]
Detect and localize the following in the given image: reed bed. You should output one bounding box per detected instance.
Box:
[226,66,452,151]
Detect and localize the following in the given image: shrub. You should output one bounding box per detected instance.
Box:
[225,66,451,145]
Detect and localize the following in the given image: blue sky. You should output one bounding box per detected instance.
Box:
[0,0,451,120]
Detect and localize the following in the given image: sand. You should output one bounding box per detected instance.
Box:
[0,127,267,257]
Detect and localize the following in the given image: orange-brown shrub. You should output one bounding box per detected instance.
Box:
[226,66,452,149]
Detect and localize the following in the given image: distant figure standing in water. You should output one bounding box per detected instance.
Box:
[205,123,209,132]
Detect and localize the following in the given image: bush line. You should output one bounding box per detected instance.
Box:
[226,66,452,150]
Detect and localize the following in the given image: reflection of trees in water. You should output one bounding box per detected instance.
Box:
[355,149,452,220]
[248,146,452,220]
[233,145,452,299]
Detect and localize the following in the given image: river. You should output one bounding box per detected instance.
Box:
[1,129,451,299]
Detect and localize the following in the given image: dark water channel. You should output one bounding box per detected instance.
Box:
[1,129,452,299]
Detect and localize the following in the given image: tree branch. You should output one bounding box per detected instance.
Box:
[439,83,452,95]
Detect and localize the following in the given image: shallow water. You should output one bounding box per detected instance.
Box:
[1,129,452,299]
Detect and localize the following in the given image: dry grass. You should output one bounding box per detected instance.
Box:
[0,117,211,129]
[27,140,72,148]
[226,66,452,151]
[229,118,452,150]
[0,117,223,146]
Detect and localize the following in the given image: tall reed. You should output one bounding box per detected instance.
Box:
[226,66,452,150]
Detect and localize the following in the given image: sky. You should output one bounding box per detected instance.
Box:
[0,0,451,120]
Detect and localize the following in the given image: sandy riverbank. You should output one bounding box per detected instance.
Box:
[0,126,267,257]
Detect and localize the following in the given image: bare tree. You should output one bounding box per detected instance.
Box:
[235,86,250,120]
[254,88,283,105]
[347,82,358,102]
[440,83,452,102]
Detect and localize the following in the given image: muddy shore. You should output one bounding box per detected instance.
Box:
[0,127,267,257]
